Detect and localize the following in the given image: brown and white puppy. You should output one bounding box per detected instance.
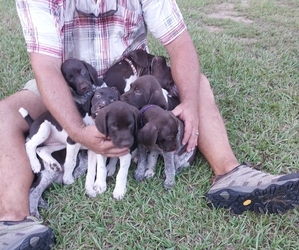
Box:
[120,75,180,111]
[21,58,118,217]
[103,49,155,94]
[23,60,106,182]
[135,105,196,190]
[21,86,119,219]
[85,101,139,200]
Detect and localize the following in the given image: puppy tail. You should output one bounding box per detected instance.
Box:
[18,107,34,126]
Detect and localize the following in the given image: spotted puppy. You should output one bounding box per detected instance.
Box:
[85,101,139,200]
[103,49,155,94]
[135,105,196,190]
[22,59,103,182]
[21,87,119,218]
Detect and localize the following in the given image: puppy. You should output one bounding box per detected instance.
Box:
[23,86,120,219]
[103,49,155,94]
[135,105,196,190]
[22,59,103,180]
[21,86,119,219]
[150,56,179,98]
[61,58,104,95]
[85,101,139,200]
[22,86,119,179]
[120,75,180,111]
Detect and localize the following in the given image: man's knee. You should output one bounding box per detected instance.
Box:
[199,74,217,104]
[0,90,46,133]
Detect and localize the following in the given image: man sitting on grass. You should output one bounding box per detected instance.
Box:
[1,1,299,249]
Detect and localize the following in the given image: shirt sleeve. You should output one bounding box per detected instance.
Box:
[141,0,187,45]
[16,0,63,58]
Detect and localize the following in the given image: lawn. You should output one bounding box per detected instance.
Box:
[1,0,299,249]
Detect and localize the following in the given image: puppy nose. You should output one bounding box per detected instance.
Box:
[80,82,92,93]
[81,85,90,93]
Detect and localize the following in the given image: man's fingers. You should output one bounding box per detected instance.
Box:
[186,129,198,152]
[101,140,130,157]
[171,106,182,117]
[182,119,199,152]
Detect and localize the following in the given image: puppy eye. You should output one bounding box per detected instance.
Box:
[109,97,116,102]
[111,124,118,130]
[81,69,86,75]
[134,87,141,95]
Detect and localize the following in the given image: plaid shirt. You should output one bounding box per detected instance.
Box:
[16,0,186,76]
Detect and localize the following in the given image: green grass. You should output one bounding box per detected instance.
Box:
[1,0,299,249]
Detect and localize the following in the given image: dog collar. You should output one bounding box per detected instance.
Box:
[124,58,138,76]
[139,104,157,127]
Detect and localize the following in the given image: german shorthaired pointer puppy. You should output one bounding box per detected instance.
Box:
[150,56,179,98]
[61,58,104,95]
[135,105,196,190]
[85,101,139,200]
[20,58,117,218]
[20,86,120,219]
[23,59,104,180]
[103,49,155,94]
[120,75,180,111]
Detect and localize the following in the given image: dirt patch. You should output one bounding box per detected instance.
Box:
[207,2,253,24]
[234,37,257,44]
[241,0,249,7]
[204,25,223,33]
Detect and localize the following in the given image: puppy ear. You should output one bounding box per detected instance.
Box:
[111,86,121,99]
[128,49,152,68]
[129,105,140,134]
[149,90,168,110]
[94,108,109,138]
[82,61,99,86]
[138,123,158,151]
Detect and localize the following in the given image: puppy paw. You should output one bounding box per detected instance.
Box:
[134,170,145,182]
[85,186,97,198]
[63,176,75,185]
[38,197,49,209]
[93,183,107,194]
[113,187,126,200]
[145,169,155,179]
[163,180,175,191]
[31,160,42,173]
[106,165,116,177]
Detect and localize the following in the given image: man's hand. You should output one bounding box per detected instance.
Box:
[172,101,199,152]
[75,125,129,157]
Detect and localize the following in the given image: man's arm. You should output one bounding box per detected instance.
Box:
[30,53,129,157]
[165,30,201,152]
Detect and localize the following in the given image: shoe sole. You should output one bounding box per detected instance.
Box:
[17,228,55,250]
[206,180,299,214]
